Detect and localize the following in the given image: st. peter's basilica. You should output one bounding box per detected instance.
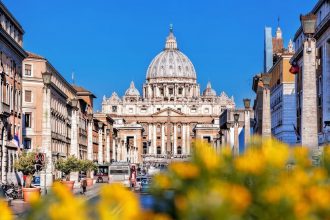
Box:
[102,27,235,164]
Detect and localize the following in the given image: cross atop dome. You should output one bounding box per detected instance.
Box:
[165,24,178,50]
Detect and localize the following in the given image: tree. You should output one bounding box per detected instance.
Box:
[79,159,97,178]
[14,152,41,188]
[55,156,80,181]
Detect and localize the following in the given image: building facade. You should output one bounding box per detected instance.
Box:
[0,2,27,184]
[291,0,330,146]
[269,51,296,145]
[102,27,235,164]
[22,52,97,188]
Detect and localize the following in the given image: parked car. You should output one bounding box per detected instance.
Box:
[135,176,148,191]
[140,177,151,193]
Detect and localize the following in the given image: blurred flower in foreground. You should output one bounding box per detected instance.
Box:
[98,183,141,220]
[0,200,12,220]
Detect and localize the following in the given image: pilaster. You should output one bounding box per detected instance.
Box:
[301,39,318,148]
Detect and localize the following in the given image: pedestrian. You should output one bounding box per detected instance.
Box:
[81,178,87,195]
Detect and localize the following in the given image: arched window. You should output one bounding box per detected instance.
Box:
[157,146,161,155]
[177,146,182,155]
[177,125,181,133]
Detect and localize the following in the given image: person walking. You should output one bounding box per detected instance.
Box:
[81,178,87,195]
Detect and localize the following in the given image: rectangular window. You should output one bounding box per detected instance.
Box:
[191,108,196,113]
[24,138,31,149]
[25,112,31,128]
[24,64,31,76]
[157,108,160,111]
[24,90,32,102]
[129,108,133,113]
[112,106,117,112]
[169,88,173,95]
[178,88,183,95]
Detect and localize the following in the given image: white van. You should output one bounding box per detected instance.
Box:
[108,162,130,187]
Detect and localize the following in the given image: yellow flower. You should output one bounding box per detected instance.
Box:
[308,186,330,209]
[193,140,220,170]
[293,147,311,167]
[98,184,141,220]
[169,162,200,179]
[294,201,310,219]
[227,184,251,213]
[153,174,171,189]
[235,149,265,175]
[48,182,87,220]
[263,186,282,204]
[0,200,12,220]
[174,195,187,211]
[263,139,289,168]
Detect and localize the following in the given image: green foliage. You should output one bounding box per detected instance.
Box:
[14,151,38,176]
[55,156,80,179]
[79,159,97,173]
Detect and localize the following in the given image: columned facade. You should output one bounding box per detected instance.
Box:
[103,27,235,164]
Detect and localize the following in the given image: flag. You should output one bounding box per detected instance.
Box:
[13,131,20,148]
[292,123,301,141]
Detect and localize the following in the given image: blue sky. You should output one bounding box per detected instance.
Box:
[5,0,316,110]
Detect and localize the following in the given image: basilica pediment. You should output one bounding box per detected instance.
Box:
[151,107,185,117]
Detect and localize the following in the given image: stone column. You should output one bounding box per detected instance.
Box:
[98,122,103,164]
[161,124,165,154]
[187,124,190,155]
[87,116,93,161]
[105,128,110,163]
[112,139,116,161]
[41,86,52,193]
[234,123,239,156]
[244,110,251,147]
[173,124,177,155]
[182,124,186,155]
[301,39,318,148]
[70,108,79,185]
[262,76,271,138]
[153,124,156,154]
[148,124,152,154]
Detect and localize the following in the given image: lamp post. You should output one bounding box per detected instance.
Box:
[41,71,53,194]
[106,128,110,163]
[243,99,251,148]
[233,112,240,156]
[299,13,318,148]
[98,122,103,164]
[261,74,271,139]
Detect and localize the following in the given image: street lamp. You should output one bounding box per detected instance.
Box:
[299,13,318,148]
[243,99,251,109]
[233,112,240,156]
[71,97,79,109]
[42,72,52,86]
[234,113,240,123]
[262,75,271,88]
[87,113,93,122]
[300,14,317,36]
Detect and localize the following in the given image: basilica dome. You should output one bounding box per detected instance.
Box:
[146,27,197,81]
[203,82,216,96]
[125,81,140,96]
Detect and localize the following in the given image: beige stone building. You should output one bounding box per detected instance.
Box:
[0,2,27,184]
[22,52,97,189]
[102,27,235,164]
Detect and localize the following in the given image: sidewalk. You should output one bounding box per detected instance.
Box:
[11,183,102,219]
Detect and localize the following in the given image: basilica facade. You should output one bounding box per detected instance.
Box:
[102,27,235,164]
